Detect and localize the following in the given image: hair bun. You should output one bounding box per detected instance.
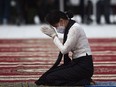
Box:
[65,10,74,19]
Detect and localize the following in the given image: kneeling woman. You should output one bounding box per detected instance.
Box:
[35,10,94,86]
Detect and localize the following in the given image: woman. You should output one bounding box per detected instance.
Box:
[35,10,94,86]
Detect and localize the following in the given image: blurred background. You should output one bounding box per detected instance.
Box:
[0,0,116,25]
[0,0,116,86]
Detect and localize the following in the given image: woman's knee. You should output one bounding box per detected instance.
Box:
[46,73,58,81]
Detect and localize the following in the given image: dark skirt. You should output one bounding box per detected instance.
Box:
[35,54,94,86]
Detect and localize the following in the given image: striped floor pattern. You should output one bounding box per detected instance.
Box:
[0,38,116,83]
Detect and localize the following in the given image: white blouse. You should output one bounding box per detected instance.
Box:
[53,23,92,59]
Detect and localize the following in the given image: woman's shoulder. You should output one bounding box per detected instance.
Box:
[68,23,82,34]
[71,22,83,30]
[73,22,81,27]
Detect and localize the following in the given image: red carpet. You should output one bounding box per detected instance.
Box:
[0,38,116,82]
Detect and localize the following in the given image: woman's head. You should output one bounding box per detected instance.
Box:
[45,10,74,27]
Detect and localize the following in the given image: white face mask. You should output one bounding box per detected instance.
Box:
[56,23,65,34]
[57,26,65,33]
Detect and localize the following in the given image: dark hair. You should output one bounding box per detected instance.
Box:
[45,10,74,25]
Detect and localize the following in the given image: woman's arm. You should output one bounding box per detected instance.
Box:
[53,26,80,54]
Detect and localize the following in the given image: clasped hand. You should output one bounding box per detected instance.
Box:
[40,24,57,38]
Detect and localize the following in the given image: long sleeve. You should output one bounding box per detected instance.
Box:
[53,23,92,59]
[53,26,79,54]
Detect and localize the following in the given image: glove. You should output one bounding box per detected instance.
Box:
[40,24,57,38]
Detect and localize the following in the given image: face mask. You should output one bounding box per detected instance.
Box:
[57,26,65,33]
[56,21,65,34]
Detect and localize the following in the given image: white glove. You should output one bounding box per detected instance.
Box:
[40,24,57,38]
